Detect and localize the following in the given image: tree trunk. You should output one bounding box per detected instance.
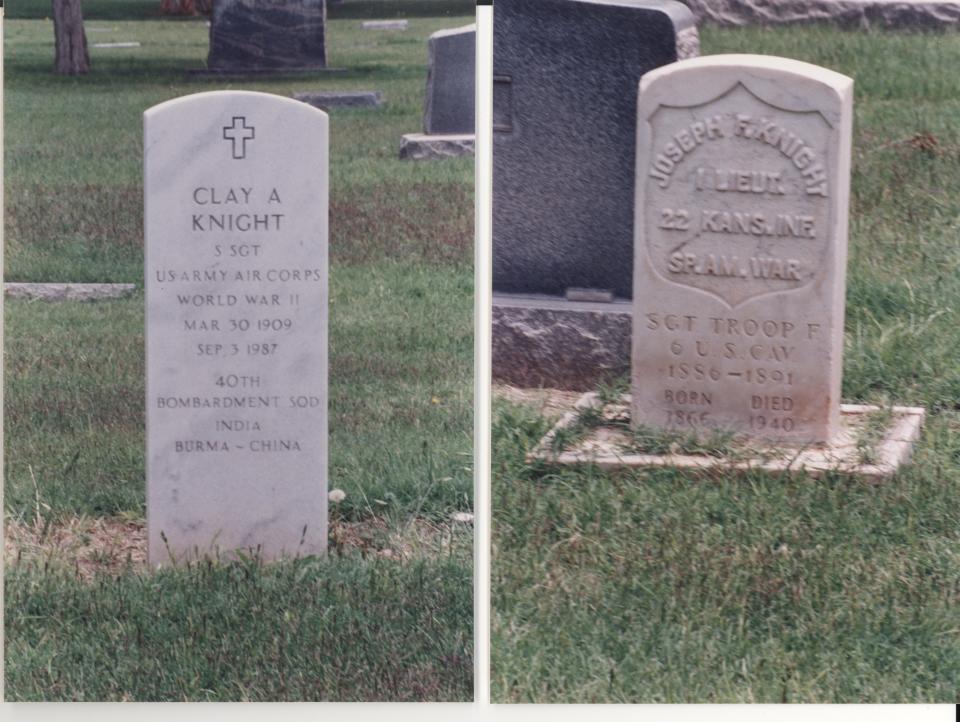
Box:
[52,0,90,75]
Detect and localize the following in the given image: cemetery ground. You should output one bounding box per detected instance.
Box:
[492,26,960,703]
[4,4,474,702]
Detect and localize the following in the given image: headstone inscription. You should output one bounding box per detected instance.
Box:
[207,0,327,72]
[632,55,853,442]
[145,91,328,564]
[492,0,698,299]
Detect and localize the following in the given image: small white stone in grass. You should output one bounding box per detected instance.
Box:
[451,512,474,524]
[602,405,630,423]
[328,489,346,503]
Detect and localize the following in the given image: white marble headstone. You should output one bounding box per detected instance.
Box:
[145,90,328,564]
[632,55,853,443]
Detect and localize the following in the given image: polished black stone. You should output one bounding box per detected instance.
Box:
[493,0,696,299]
[208,0,326,71]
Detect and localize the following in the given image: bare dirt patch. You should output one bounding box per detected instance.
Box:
[494,384,582,419]
[4,516,146,581]
[331,516,470,560]
[5,514,471,580]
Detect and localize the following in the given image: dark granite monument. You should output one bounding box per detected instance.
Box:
[494,0,698,299]
[400,24,476,160]
[424,24,476,135]
[208,0,327,72]
[492,0,699,389]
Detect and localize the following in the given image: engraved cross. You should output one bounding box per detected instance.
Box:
[222,116,256,159]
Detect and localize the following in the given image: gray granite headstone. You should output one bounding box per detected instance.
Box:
[424,24,476,135]
[145,91,328,564]
[208,0,327,72]
[493,0,698,299]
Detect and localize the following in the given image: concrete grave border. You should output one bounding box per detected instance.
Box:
[529,392,925,481]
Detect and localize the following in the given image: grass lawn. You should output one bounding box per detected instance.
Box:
[4,8,474,702]
[491,25,960,703]
[5,0,475,21]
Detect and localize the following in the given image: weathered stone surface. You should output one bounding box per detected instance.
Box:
[680,0,960,28]
[4,282,136,301]
[493,0,698,300]
[531,393,925,482]
[294,90,383,109]
[632,55,853,443]
[676,24,701,58]
[208,0,326,72]
[361,19,408,30]
[145,91,328,564]
[424,24,475,135]
[492,294,631,390]
[399,133,474,160]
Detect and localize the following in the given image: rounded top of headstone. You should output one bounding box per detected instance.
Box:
[640,54,853,97]
[429,23,476,39]
[566,0,696,28]
[145,90,329,121]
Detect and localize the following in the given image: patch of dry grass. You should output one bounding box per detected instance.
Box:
[5,513,473,582]
[5,516,147,581]
[493,385,583,420]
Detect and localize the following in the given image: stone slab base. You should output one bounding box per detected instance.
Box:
[293,91,384,109]
[681,0,960,28]
[5,282,137,301]
[362,20,409,30]
[492,293,631,390]
[529,392,925,481]
[399,133,475,160]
